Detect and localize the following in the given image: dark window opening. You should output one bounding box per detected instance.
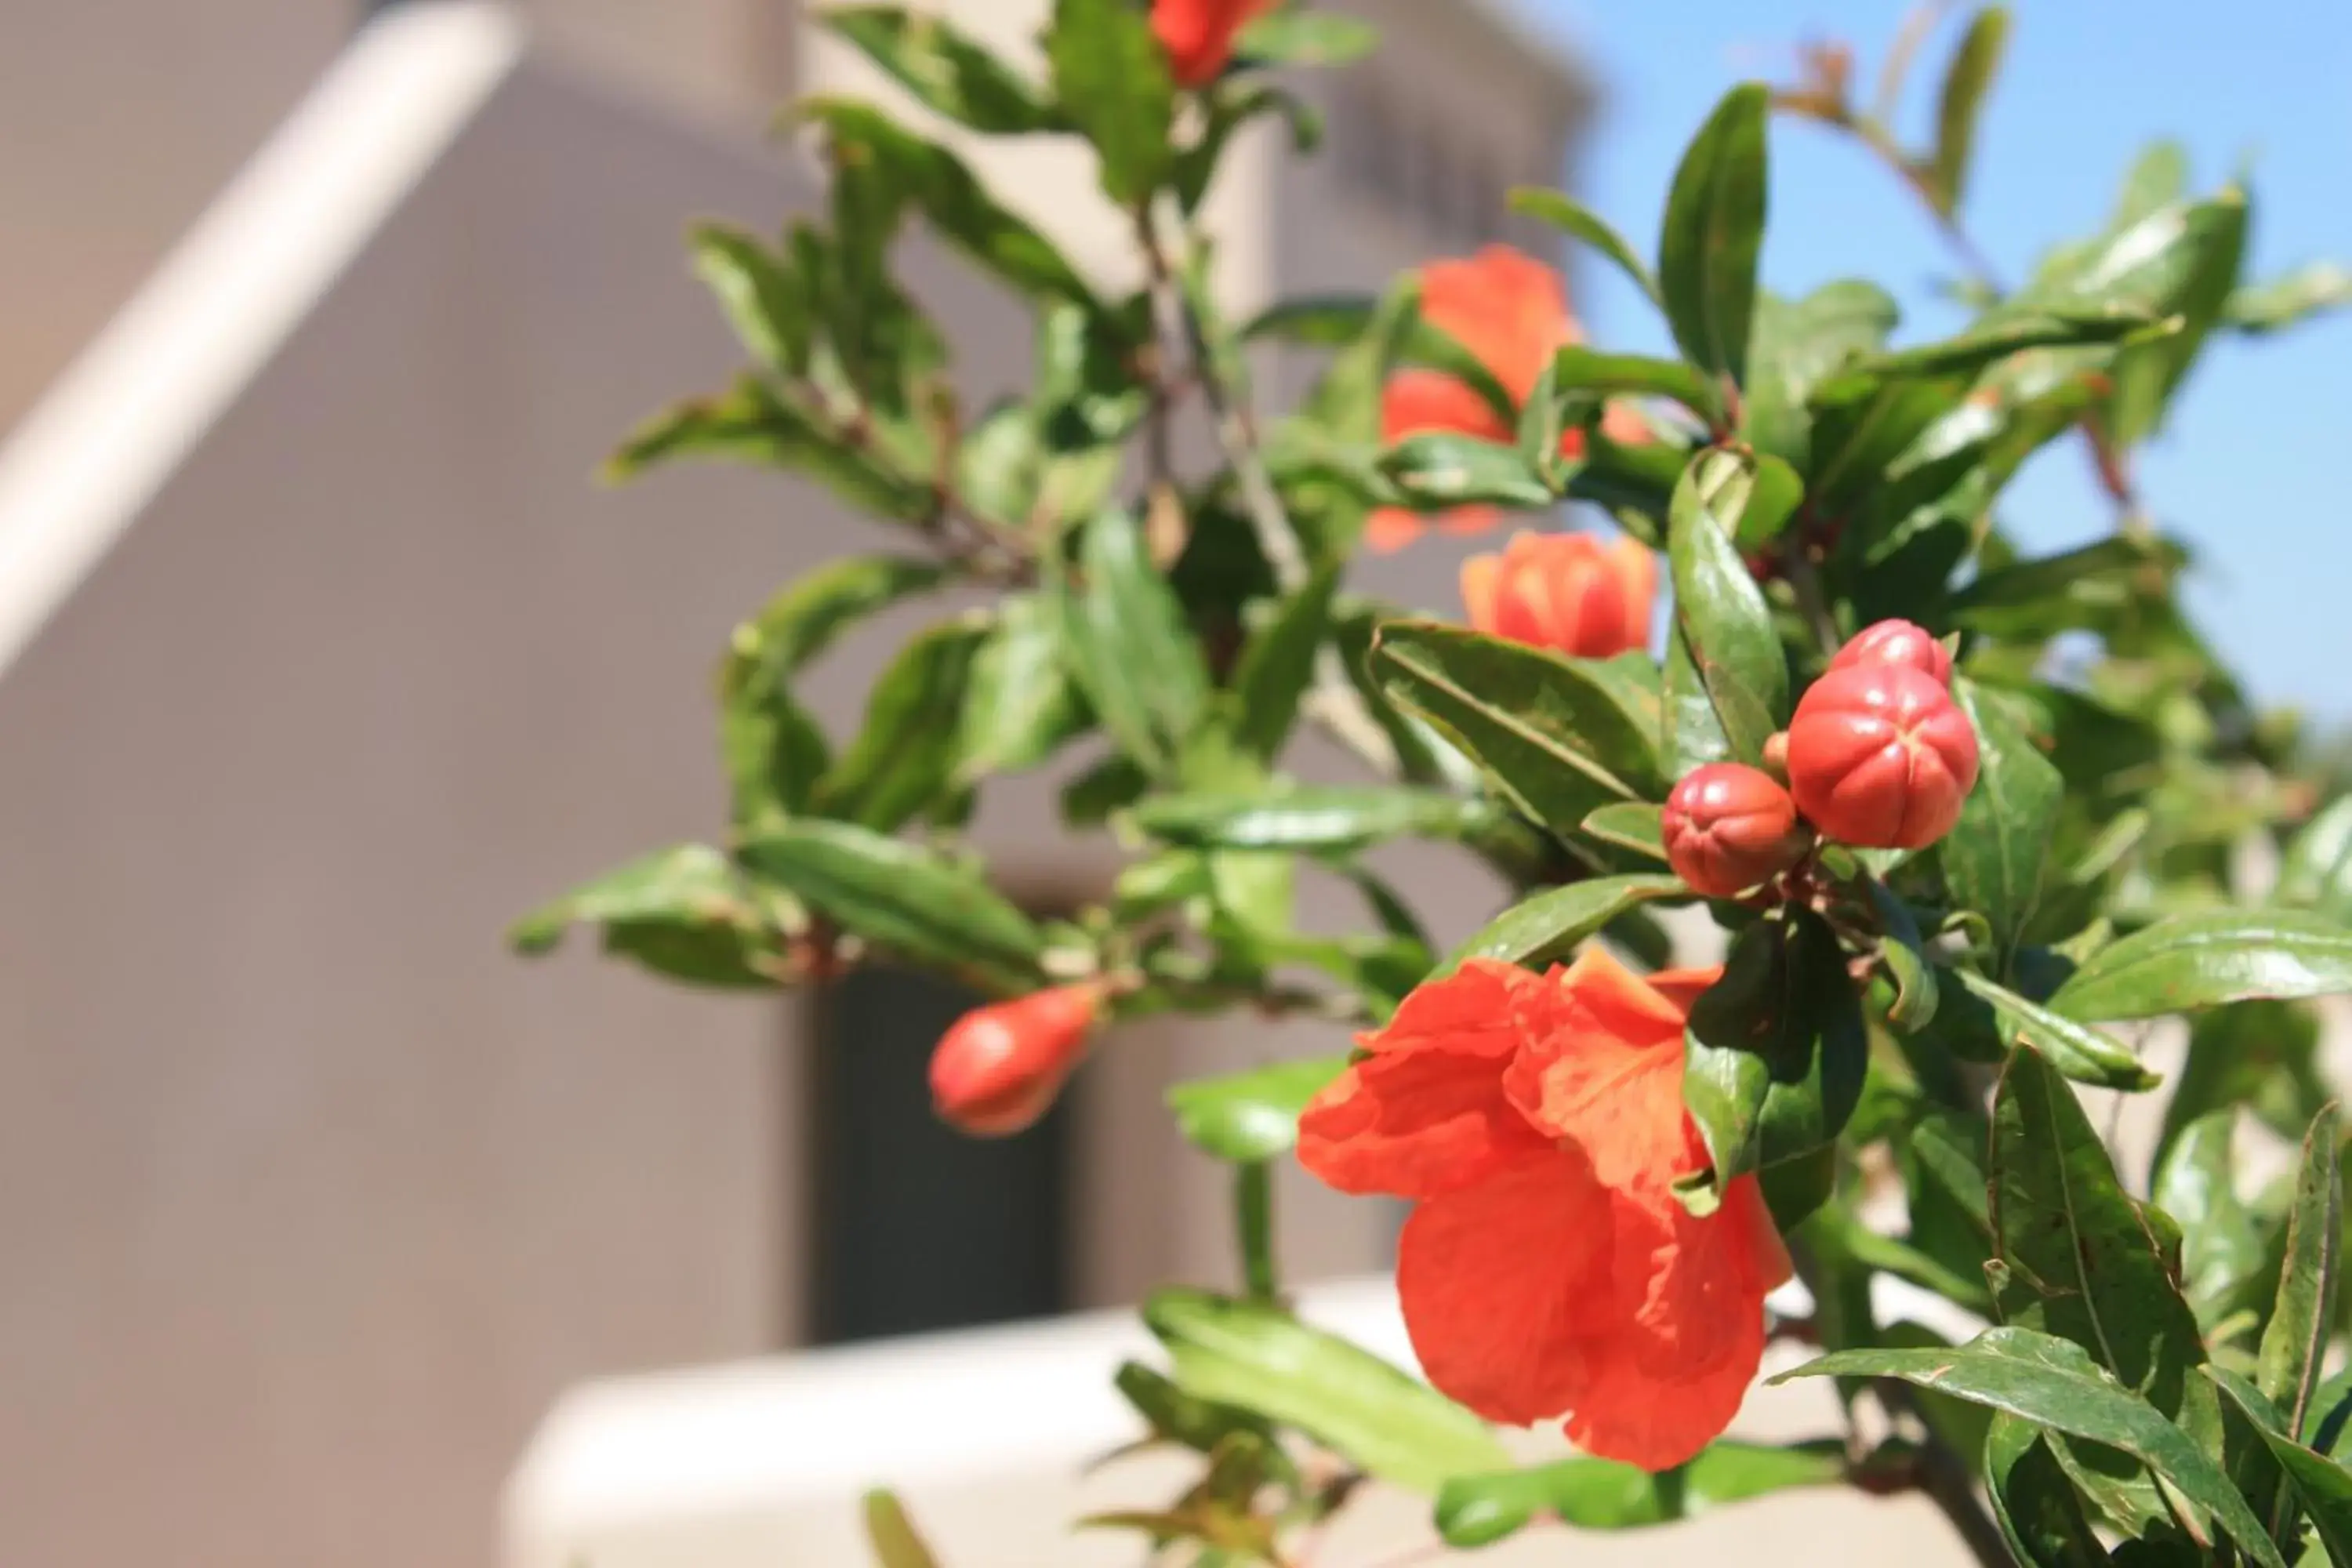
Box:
[806,964,1075,1345]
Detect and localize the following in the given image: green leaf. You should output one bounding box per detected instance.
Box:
[2153,1112,2268,1343]
[1990,1046,2216,1452]
[738,820,1045,985]
[1657,83,1769,386]
[1374,622,1664,838]
[1943,968,2158,1091]
[1233,8,1381,68]
[1044,0,1172,204]
[2256,1105,2343,1433]
[2112,140,2189,232]
[1741,280,1901,466]
[822,7,1060,133]
[1668,450,1789,761]
[1131,786,1503,855]
[862,1489,941,1568]
[605,376,934,518]
[956,594,1088,782]
[1052,508,1211,778]
[510,846,785,989]
[1861,307,2164,381]
[1942,678,2063,967]
[1774,1329,2288,1568]
[1144,1290,1508,1494]
[1682,912,1867,1190]
[1661,621,1733,777]
[1801,371,1963,522]
[1985,1414,2115,1568]
[718,635,831,829]
[1928,6,2012,217]
[1167,1057,1350,1163]
[1548,347,1720,419]
[799,98,1092,303]
[2048,910,2352,1022]
[1435,1441,1845,1548]
[1582,802,1668,862]
[2225,260,2352,335]
[813,616,992,831]
[1450,874,1689,967]
[1869,882,1941,1033]
[2109,189,2250,448]
[1378,434,1551,510]
[1232,564,1340,763]
[2207,1378,2352,1568]
[2278,797,2352,923]
[732,557,950,679]
[1509,187,1664,307]
[689,223,811,375]
[2157,1000,2328,1171]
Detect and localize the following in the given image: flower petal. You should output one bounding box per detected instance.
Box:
[1502,949,1698,1189]
[1396,1150,1607,1427]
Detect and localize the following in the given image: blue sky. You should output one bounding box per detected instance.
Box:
[1511,1,2352,722]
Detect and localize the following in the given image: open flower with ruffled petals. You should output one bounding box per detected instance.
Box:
[1296,952,1790,1472]
[1151,0,1276,89]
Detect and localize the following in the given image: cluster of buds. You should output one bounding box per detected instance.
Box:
[1662,620,1979,898]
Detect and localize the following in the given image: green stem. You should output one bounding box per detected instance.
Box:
[1236,1160,1279,1303]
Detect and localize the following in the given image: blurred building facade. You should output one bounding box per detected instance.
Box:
[0,2,1592,1565]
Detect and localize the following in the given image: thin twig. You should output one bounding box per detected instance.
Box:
[1134,200,1402,776]
[1782,539,1844,657]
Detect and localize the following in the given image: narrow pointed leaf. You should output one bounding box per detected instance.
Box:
[2049,910,2352,1022]
[1435,1440,1844,1547]
[2257,1105,2343,1433]
[1451,875,1688,967]
[1668,450,1789,761]
[1657,83,1769,384]
[739,820,1045,985]
[1929,7,2012,216]
[1941,678,2063,965]
[1510,187,1663,307]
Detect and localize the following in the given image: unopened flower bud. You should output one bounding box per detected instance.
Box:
[928,982,1105,1138]
[1662,763,1812,898]
[1829,619,1953,686]
[1786,665,1980,850]
[1762,731,1791,782]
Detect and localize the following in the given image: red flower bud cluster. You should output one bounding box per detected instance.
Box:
[928,982,1105,1138]
[1661,620,1979,894]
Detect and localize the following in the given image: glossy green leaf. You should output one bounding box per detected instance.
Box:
[2110,189,2249,447]
[738,820,1044,985]
[1986,1414,2114,1568]
[1167,1057,1350,1163]
[510,846,784,989]
[814,616,991,830]
[1435,1440,1845,1548]
[1668,450,1789,761]
[2278,797,2352,923]
[1131,786,1502,855]
[1801,370,1964,521]
[606,376,935,518]
[1942,678,2063,967]
[2153,1112,2267,1344]
[1232,8,1380,67]
[1990,1047,2216,1454]
[1452,875,1688,967]
[1741,280,1901,466]
[1928,7,2011,217]
[2049,910,2352,1022]
[2156,1000,2328,1176]
[1682,912,1867,1191]
[1547,347,1720,419]
[1582,802,1668,862]
[822,7,1060,133]
[1374,622,1664,837]
[1774,1328,2287,1568]
[2206,1374,2352,1567]
[863,1489,941,1568]
[956,594,1088,782]
[1657,83,1769,385]
[1378,434,1551,510]
[1862,307,2162,381]
[1661,622,1733,777]
[1510,187,1663,308]
[1044,0,1172,203]
[1232,564,1340,762]
[1053,508,1210,778]
[2257,1105,2343,1432]
[1944,968,2158,1091]
[690,223,811,376]
[2225,260,2352,335]
[1869,882,1940,1033]
[1144,1290,1508,1494]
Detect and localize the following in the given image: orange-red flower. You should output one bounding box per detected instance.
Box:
[1296,953,1790,1471]
[1151,0,1276,89]
[1460,530,1657,659]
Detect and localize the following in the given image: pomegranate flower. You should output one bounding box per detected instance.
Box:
[1151,0,1276,89]
[1460,530,1657,659]
[1297,953,1791,1471]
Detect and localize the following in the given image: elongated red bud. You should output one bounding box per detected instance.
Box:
[928,982,1105,1138]
[1828,619,1953,685]
[1662,763,1813,898]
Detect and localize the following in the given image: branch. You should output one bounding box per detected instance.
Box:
[1134,201,1403,778]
